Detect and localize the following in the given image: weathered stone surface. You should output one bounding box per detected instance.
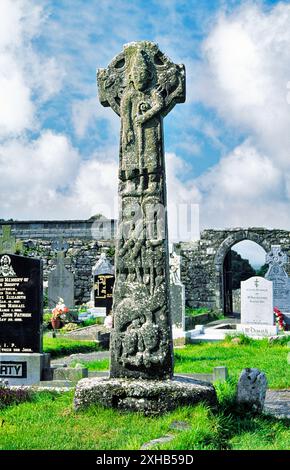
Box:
[74,376,217,415]
[141,434,174,449]
[53,366,88,382]
[237,368,267,412]
[98,41,185,381]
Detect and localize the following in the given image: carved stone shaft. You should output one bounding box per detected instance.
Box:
[97,41,185,379]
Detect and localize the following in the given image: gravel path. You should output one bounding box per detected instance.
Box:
[264,389,290,420]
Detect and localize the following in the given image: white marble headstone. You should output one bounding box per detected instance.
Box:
[240,276,273,326]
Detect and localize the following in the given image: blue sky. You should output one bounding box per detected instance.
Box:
[1,0,290,253]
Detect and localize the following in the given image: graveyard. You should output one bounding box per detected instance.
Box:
[1,0,290,458]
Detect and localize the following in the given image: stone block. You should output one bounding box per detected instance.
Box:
[213,366,228,382]
[0,353,45,385]
[237,324,278,337]
[74,376,217,415]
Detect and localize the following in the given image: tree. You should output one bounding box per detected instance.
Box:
[231,250,256,289]
[256,263,268,277]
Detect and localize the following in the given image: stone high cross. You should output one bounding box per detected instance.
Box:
[97,41,185,379]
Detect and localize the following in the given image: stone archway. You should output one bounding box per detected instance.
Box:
[214,230,270,314]
[179,227,290,313]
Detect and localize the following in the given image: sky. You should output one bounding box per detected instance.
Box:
[1,0,290,261]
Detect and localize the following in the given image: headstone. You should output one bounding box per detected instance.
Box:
[48,251,74,308]
[237,276,277,337]
[237,368,267,412]
[92,253,114,316]
[75,41,217,414]
[169,253,185,345]
[0,253,46,385]
[0,225,16,254]
[265,245,290,314]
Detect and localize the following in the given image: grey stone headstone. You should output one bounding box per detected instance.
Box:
[48,252,74,308]
[265,245,290,313]
[0,225,16,254]
[169,253,185,341]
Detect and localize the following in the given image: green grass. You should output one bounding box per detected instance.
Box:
[174,337,290,389]
[70,337,290,389]
[185,307,210,317]
[0,384,289,450]
[43,336,101,358]
[70,358,109,371]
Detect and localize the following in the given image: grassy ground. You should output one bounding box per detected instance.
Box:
[70,336,290,389]
[1,336,289,450]
[0,383,289,450]
[43,336,101,358]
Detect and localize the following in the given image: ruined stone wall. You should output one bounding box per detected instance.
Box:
[3,220,290,310]
[177,228,290,312]
[0,218,116,305]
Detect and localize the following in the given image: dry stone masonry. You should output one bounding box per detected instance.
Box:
[0,219,115,306]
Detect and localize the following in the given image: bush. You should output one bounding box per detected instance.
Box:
[185,307,210,317]
[0,381,32,409]
[81,318,104,327]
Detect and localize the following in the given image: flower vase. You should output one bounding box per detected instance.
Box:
[51,317,61,330]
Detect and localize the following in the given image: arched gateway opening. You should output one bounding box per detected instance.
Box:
[214,231,270,315]
[223,241,267,315]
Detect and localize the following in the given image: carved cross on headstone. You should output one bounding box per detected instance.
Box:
[51,237,71,267]
[254,278,259,288]
[0,225,17,255]
[265,245,290,313]
[51,238,69,254]
[266,245,288,268]
[98,41,185,380]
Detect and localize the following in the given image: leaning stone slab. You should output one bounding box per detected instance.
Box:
[237,368,267,412]
[74,376,217,415]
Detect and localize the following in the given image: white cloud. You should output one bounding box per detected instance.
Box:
[199,141,281,200]
[0,131,80,218]
[0,0,63,138]
[190,2,290,230]
[71,97,119,139]
[232,240,266,268]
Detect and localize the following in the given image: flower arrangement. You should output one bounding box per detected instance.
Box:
[52,298,69,319]
[274,307,286,331]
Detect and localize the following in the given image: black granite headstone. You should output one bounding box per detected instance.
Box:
[0,254,42,354]
[94,273,114,315]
